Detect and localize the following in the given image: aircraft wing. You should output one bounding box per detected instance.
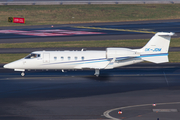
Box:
[74,59,111,69]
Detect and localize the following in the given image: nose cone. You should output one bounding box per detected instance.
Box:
[4,59,25,70]
[3,63,14,69]
[3,64,7,68]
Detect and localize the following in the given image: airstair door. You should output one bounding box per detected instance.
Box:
[43,53,50,63]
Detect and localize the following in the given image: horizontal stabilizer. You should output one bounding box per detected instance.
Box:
[141,55,168,63]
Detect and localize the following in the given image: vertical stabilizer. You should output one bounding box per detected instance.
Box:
[139,32,174,63]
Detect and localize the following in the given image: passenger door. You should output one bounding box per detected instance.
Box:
[43,53,50,63]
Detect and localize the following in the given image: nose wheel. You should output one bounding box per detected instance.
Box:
[21,72,25,77]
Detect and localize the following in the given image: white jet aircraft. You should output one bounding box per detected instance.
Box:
[4,32,174,77]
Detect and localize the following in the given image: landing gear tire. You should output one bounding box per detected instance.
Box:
[21,72,25,77]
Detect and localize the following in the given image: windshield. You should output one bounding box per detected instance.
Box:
[25,53,40,59]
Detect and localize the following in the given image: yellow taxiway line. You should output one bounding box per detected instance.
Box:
[73,26,156,34]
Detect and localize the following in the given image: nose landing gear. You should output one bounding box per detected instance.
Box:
[21,72,25,77]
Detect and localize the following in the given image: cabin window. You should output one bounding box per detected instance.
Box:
[25,53,40,59]
[75,56,77,60]
[82,56,84,60]
[61,57,64,60]
[68,56,71,60]
[54,57,57,60]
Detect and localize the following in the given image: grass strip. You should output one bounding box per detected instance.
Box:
[0,38,180,48]
[169,52,180,63]
[0,39,148,48]
[1,4,180,26]
[0,52,179,64]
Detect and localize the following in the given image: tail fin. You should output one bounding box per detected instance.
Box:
[139,32,174,63]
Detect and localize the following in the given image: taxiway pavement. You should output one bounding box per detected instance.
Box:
[1,63,180,120]
[1,20,180,120]
[1,19,180,54]
[0,19,180,43]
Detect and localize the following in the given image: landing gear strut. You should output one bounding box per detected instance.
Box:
[94,69,100,77]
[21,72,25,77]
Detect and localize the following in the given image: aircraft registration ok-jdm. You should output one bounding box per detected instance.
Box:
[4,32,174,77]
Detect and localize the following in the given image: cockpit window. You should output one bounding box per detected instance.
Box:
[25,53,40,59]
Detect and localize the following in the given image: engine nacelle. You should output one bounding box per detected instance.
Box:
[106,48,139,58]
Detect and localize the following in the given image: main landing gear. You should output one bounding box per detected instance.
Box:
[94,69,100,77]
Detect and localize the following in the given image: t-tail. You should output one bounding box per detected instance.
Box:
[135,32,175,63]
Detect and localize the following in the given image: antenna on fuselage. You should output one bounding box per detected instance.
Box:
[81,48,87,51]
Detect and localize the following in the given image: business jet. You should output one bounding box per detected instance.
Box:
[4,32,174,77]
